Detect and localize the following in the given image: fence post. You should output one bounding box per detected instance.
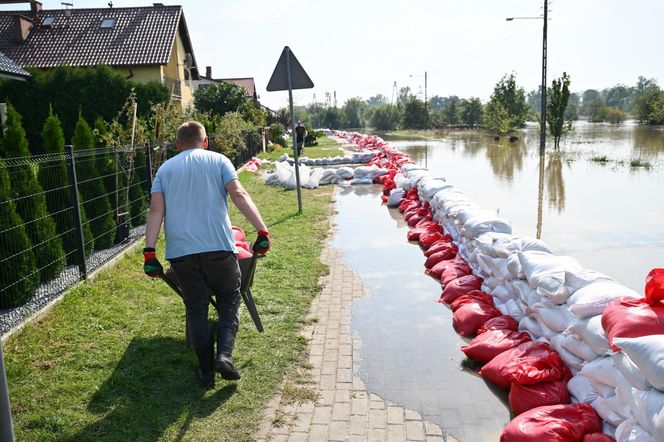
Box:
[145,143,153,191]
[65,145,87,279]
[0,341,15,442]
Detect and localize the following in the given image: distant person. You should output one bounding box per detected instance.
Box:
[295,122,307,156]
[143,121,271,389]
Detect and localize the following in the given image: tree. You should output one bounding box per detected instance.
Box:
[366,94,388,107]
[397,87,412,107]
[459,98,483,128]
[72,116,116,248]
[193,82,247,116]
[482,100,511,135]
[603,107,628,124]
[443,96,460,125]
[369,104,400,130]
[0,160,38,307]
[1,105,65,282]
[213,112,256,160]
[342,97,368,128]
[488,74,529,131]
[633,77,664,124]
[39,111,94,264]
[547,72,572,149]
[401,97,428,129]
[429,95,445,111]
[581,89,602,117]
[321,107,346,129]
[587,98,606,123]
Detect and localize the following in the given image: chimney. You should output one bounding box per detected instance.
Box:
[13,15,32,42]
[30,1,42,14]
[206,66,212,79]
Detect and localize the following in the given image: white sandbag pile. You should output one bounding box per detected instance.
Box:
[278,150,376,166]
[264,160,389,189]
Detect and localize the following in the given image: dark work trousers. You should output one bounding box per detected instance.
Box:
[169,251,242,348]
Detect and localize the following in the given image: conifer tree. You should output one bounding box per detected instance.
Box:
[0,161,38,307]
[38,110,94,264]
[72,116,116,248]
[1,105,65,281]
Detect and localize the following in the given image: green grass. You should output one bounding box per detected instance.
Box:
[258,136,344,161]
[4,171,334,441]
[629,158,652,169]
[385,129,447,140]
[590,155,609,163]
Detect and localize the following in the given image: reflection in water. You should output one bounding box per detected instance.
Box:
[537,154,545,239]
[545,152,566,213]
[633,126,664,158]
[461,136,528,183]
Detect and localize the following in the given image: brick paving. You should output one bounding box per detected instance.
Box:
[255,244,459,441]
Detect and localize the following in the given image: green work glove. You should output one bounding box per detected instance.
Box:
[253,231,271,255]
[143,247,163,278]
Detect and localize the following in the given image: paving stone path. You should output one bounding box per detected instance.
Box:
[255,243,459,441]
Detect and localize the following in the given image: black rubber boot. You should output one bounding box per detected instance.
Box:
[215,327,241,380]
[195,334,215,389]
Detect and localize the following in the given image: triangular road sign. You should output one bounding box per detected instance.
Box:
[266,46,314,91]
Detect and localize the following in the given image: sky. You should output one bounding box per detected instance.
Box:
[3,0,664,110]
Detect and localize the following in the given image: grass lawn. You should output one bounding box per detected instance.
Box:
[259,135,344,161]
[4,170,334,441]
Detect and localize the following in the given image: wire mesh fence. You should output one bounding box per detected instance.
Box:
[0,144,161,336]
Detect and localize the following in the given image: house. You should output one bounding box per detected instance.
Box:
[0,51,30,81]
[0,1,199,107]
[195,66,259,103]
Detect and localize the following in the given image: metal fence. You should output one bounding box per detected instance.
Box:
[0,144,160,336]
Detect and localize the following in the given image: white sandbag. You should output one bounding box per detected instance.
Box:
[530,303,575,333]
[512,280,534,304]
[591,378,619,399]
[550,333,585,371]
[492,236,553,258]
[337,166,354,180]
[504,298,525,321]
[536,284,574,305]
[632,388,664,441]
[418,178,451,200]
[491,285,512,303]
[319,168,339,185]
[603,422,618,439]
[350,176,374,185]
[394,173,409,190]
[473,232,514,257]
[462,215,512,239]
[560,332,601,362]
[613,350,651,391]
[592,396,625,427]
[613,336,664,392]
[386,188,405,207]
[581,356,630,389]
[614,382,636,420]
[518,251,582,292]
[302,168,323,189]
[568,374,601,404]
[476,254,494,276]
[507,254,525,279]
[615,419,656,442]
[567,281,640,319]
[567,315,611,356]
[264,172,279,185]
[519,316,545,340]
[565,268,615,291]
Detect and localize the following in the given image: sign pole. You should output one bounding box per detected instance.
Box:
[285,47,303,213]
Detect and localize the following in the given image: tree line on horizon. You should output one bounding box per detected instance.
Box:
[291,74,664,133]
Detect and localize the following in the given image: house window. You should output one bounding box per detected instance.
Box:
[99,17,116,28]
[42,16,55,26]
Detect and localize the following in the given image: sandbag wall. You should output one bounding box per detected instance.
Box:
[335,131,664,442]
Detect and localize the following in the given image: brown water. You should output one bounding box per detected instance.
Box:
[332,122,663,441]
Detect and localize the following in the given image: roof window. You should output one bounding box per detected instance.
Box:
[42,16,55,26]
[99,17,116,29]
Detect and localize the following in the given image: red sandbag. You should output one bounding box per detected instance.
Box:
[407,222,438,241]
[500,403,601,442]
[462,329,531,363]
[439,276,483,303]
[424,247,458,269]
[583,434,615,442]
[407,214,425,227]
[477,315,519,334]
[423,237,454,257]
[479,341,571,390]
[419,230,444,249]
[232,226,246,243]
[508,380,570,415]
[601,297,664,350]
[236,244,252,260]
[645,268,664,305]
[450,291,494,312]
[453,301,501,337]
[399,199,419,213]
[441,259,473,286]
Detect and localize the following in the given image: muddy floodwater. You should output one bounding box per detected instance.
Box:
[332,122,663,441]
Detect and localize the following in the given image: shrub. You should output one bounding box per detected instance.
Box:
[39,112,94,264]
[72,116,116,249]
[0,161,38,307]
[1,105,65,281]
[212,112,256,160]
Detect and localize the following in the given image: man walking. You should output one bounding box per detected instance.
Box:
[295,122,307,156]
[143,121,270,389]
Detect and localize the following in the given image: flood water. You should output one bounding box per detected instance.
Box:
[332,122,663,441]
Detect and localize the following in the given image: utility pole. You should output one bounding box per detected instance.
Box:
[424,71,428,110]
[540,0,548,156]
[391,82,397,105]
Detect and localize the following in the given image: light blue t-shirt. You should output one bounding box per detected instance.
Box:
[151,148,238,259]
